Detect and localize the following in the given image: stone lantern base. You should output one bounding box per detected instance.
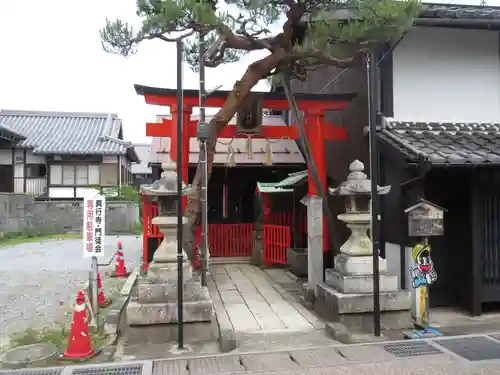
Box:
[126,217,213,326]
[315,253,412,333]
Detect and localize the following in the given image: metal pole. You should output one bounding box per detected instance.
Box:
[91,256,99,329]
[176,39,184,349]
[199,32,209,287]
[367,52,381,337]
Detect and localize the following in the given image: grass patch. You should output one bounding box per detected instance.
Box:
[9,324,107,352]
[0,232,81,247]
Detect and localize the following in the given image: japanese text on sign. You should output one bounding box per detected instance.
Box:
[83,195,106,257]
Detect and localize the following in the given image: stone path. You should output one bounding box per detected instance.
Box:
[0,234,142,345]
[211,264,321,333]
[208,264,332,352]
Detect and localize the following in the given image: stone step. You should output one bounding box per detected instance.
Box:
[325,269,399,294]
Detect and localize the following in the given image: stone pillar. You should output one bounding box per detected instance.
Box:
[301,195,323,300]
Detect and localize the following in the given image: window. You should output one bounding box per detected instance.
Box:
[88,165,100,185]
[26,164,47,178]
[50,165,62,184]
[62,165,75,185]
[75,165,88,185]
[50,164,101,185]
[100,164,118,186]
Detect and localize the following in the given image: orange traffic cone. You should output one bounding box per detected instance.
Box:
[111,240,130,278]
[97,273,111,307]
[63,291,95,359]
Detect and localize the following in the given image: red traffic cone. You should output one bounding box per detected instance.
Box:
[63,291,94,359]
[97,273,111,307]
[111,241,130,278]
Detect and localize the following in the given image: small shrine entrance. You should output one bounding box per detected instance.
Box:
[135,84,354,270]
[256,171,308,266]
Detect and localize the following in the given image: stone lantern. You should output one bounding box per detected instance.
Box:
[315,160,411,333]
[126,159,213,326]
[329,159,390,264]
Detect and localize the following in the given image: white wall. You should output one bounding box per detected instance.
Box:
[0,149,10,165]
[393,27,500,123]
[102,155,118,164]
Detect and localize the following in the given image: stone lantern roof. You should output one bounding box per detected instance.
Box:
[140,158,196,197]
[329,160,391,196]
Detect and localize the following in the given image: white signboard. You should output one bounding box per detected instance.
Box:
[83,194,106,258]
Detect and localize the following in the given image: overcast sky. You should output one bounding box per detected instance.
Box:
[0,0,493,144]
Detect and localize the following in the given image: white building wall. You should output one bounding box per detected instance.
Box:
[393,27,500,123]
[0,149,10,165]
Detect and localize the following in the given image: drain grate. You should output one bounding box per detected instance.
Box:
[72,364,143,375]
[384,341,442,357]
[436,336,500,361]
[0,370,62,375]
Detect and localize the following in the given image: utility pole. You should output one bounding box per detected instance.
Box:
[198,32,209,287]
[367,52,381,337]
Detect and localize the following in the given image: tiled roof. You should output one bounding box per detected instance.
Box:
[149,114,305,165]
[0,123,26,142]
[275,170,308,188]
[379,118,500,165]
[0,110,137,159]
[419,3,500,21]
[131,143,152,174]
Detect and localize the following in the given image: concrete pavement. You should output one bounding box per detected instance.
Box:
[7,334,500,374]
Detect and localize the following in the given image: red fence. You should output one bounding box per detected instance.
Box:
[267,211,307,248]
[208,223,254,257]
[263,224,290,266]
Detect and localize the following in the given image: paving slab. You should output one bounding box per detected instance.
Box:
[234,329,336,353]
[435,336,500,361]
[289,347,348,367]
[337,345,400,362]
[240,352,299,371]
[219,290,245,305]
[153,359,188,375]
[225,304,261,331]
[188,355,245,375]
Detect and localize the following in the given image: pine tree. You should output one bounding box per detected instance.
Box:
[101,0,420,243]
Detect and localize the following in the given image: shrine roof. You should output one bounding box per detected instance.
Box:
[149,114,305,165]
[378,118,500,166]
[134,84,356,103]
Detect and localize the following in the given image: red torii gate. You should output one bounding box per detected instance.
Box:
[135,84,355,268]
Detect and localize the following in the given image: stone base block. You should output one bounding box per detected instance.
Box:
[126,298,214,325]
[335,254,387,275]
[315,283,412,332]
[147,261,192,282]
[138,278,211,303]
[123,320,217,345]
[286,248,308,278]
[325,269,398,294]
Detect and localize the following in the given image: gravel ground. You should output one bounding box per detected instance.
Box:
[0,234,142,346]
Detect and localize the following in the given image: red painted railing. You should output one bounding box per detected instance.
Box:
[208,223,254,257]
[267,211,307,248]
[263,224,290,266]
